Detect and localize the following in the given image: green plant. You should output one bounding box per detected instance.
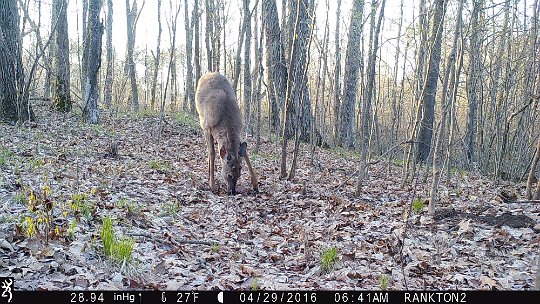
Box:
[13,192,27,205]
[101,217,115,256]
[100,217,134,264]
[392,159,404,166]
[68,219,77,239]
[330,146,360,159]
[70,192,93,221]
[321,247,339,273]
[162,200,179,216]
[148,160,171,171]
[176,111,200,130]
[20,184,55,242]
[114,238,134,263]
[0,147,15,166]
[412,198,424,214]
[117,198,137,213]
[24,216,37,238]
[136,109,156,119]
[379,274,389,290]
[210,243,220,253]
[251,278,260,291]
[29,157,46,170]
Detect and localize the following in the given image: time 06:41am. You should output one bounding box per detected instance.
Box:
[334,292,389,303]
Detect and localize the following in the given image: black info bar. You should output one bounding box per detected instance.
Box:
[1,290,540,304]
[1,277,539,304]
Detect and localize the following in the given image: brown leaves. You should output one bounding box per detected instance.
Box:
[0,108,538,290]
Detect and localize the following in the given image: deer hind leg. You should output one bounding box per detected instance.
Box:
[206,131,217,192]
[243,153,259,192]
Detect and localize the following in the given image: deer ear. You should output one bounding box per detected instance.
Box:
[239,142,247,157]
[219,146,227,159]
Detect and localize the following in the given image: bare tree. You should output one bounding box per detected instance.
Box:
[194,0,201,84]
[51,0,72,112]
[243,0,253,133]
[125,0,144,111]
[339,0,364,148]
[184,0,195,112]
[103,0,114,108]
[416,0,448,162]
[150,0,162,111]
[82,0,103,124]
[333,0,342,142]
[0,0,33,123]
[262,0,285,133]
[465,0,483,165]
[205,0,221,71]
[356,0,386,194]
[429,0,464,215]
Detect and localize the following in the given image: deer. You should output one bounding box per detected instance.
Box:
[195,71,258,195]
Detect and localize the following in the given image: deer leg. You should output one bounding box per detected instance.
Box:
[243,153,259,192]
[207,131,217,192]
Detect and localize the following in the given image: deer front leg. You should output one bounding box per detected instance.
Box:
[243,153,259,192]
[206,131,217,192]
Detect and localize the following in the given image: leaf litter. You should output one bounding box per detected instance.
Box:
[0,106,538,291]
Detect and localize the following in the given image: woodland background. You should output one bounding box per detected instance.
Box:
[0,0,539,291]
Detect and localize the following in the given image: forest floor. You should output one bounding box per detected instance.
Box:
[1,103,539,291]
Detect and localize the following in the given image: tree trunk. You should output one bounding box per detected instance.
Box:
[287,0,314,180]
[194,0,201,85]
[82,0,103,124]
[184,0,195,112]
[0,0,33,123]
[262,0,286,134]
[356,0,385,194]
[417,0,447,162]
[126,0,140,111]
[150,0,162,111]
[527,137,540,199]
[465,0,483,165]
[333,0,341,143]
[339,0,364,148]
[52,0,72,113]
[243,0,253,133]
[205,0,215,71]
[429,0,463,215]
[252,3,263,152]
[103,0,114,108]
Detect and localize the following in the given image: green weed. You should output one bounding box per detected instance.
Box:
[321,247,339,273]
[412,198,424,214]
[379,274,390,290]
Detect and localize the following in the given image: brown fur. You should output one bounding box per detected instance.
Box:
[195,72,258,194]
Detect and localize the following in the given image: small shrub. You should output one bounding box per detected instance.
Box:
[412,198,424,214]
[148,160,171,171]
[24,216,37,238]
[321,247,339,273]
[251,278,260,291]
[162,200,179,216]
[68,219,77,239]
[379,274,390,290]
[210,243,220,253]
[0,147,15,166]
[29,157,46,170]
[13,192,27,205]
[69,192,93,221]
[117,198,137,213]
